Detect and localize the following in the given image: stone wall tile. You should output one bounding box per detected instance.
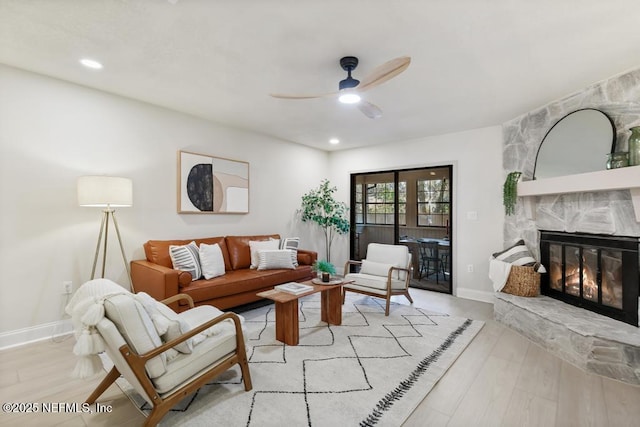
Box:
[502,67,640,252]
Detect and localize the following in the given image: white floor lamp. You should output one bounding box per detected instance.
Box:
[78,176,133,284]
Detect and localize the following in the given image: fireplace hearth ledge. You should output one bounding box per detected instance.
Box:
[494,293,640,385]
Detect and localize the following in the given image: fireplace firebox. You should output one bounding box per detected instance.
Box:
[540,231,639,326]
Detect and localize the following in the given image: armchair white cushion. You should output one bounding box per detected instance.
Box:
[84,288,252,427]
[103,294,168,379]
[343,243,413,315]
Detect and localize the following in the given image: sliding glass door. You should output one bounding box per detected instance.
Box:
[350,165,453,294]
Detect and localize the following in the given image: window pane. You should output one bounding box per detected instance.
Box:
[415,178,450,228]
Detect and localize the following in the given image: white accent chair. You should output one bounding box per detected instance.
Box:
[85,293,252,427]
[342,243,413,315]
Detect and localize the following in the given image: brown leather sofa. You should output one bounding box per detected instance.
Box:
[130,234,317,311]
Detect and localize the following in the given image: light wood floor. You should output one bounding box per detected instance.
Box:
[1,289,638,426]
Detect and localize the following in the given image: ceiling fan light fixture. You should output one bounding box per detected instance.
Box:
[79,58,103,69]
[338,92,361,104]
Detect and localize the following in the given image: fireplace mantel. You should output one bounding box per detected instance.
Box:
[518,165,640,221]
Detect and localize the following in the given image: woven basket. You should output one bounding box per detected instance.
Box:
[501,265,540,297]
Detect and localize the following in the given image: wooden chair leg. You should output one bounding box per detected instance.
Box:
[405,290,414,304]
[385,296,391,316]
[342,288,346,305]
[144,405,170,427]
[239,356,253,391]
[85,366,120,404]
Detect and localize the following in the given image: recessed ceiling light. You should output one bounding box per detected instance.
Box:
[79,58,103,69]
[430,171,437,176]
[329,138,340,145]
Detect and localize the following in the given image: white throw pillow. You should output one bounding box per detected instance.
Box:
[493,239,537,266]
[249,239,280,268]
[360,260,394,277]
[199,243,226,279]
[280,237,300,267]
[136,292,236,355]
[135,292,193,354]
[169,241,202,280]
[176,305,238,347]
[257,249,296,270]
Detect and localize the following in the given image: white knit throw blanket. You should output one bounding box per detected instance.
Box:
[65,279,131,378]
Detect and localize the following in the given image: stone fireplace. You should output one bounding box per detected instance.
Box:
[540,231,639,326]
[497,67,640,385]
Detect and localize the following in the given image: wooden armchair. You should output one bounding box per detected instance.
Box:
[86,293,252,427]
[342,243,413,315]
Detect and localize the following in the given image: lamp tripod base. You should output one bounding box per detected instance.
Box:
[90,209,131,286]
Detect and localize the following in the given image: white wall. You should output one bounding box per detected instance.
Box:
[0,65,329,344]
[0,65,506,347]
[328,127,504,301]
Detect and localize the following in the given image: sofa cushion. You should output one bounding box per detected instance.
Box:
[249,239,280,268]
[144,236,231,271]
[225,234,280,270]
[199,243,226,279]
[257,250,296,270]
[179,266,310,303]
[169,242,202,280]
[280,237,300,267]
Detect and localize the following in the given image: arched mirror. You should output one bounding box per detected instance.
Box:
[533,108,616,179]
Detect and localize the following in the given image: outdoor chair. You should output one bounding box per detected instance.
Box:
[418,240,443,283]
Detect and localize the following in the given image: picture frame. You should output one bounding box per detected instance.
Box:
[178,150,249,214]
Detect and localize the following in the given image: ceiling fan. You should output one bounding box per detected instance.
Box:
[270,55,411,119]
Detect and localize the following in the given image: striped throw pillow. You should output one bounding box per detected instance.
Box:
[493,240,537,266]
[257,250,296,270]
[169,241,202,280]
[280,237,299,267]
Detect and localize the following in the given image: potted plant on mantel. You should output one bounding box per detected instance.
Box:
[299,179,350,263]
[312,260,336,283]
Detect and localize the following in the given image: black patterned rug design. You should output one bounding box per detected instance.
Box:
[114,294,483,426]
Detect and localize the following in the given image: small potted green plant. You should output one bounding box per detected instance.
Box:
[312,260,336,282]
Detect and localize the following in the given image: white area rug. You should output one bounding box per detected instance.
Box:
[115,294,484,426]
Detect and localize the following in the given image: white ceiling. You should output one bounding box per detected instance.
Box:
[1,0,639,151]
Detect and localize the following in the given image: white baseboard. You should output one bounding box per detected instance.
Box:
[455,287,496,304]
[0,319,74,350]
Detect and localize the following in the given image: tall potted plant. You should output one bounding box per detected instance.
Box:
[299,179,350,262]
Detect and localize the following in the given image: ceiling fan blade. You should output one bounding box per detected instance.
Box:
[357,56,411,92]
[269,91,338,100]
[357,100,383,119]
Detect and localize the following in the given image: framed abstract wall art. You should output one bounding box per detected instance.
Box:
[178,150,249,214]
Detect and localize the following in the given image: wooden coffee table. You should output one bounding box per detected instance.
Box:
[256,280,346,346]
